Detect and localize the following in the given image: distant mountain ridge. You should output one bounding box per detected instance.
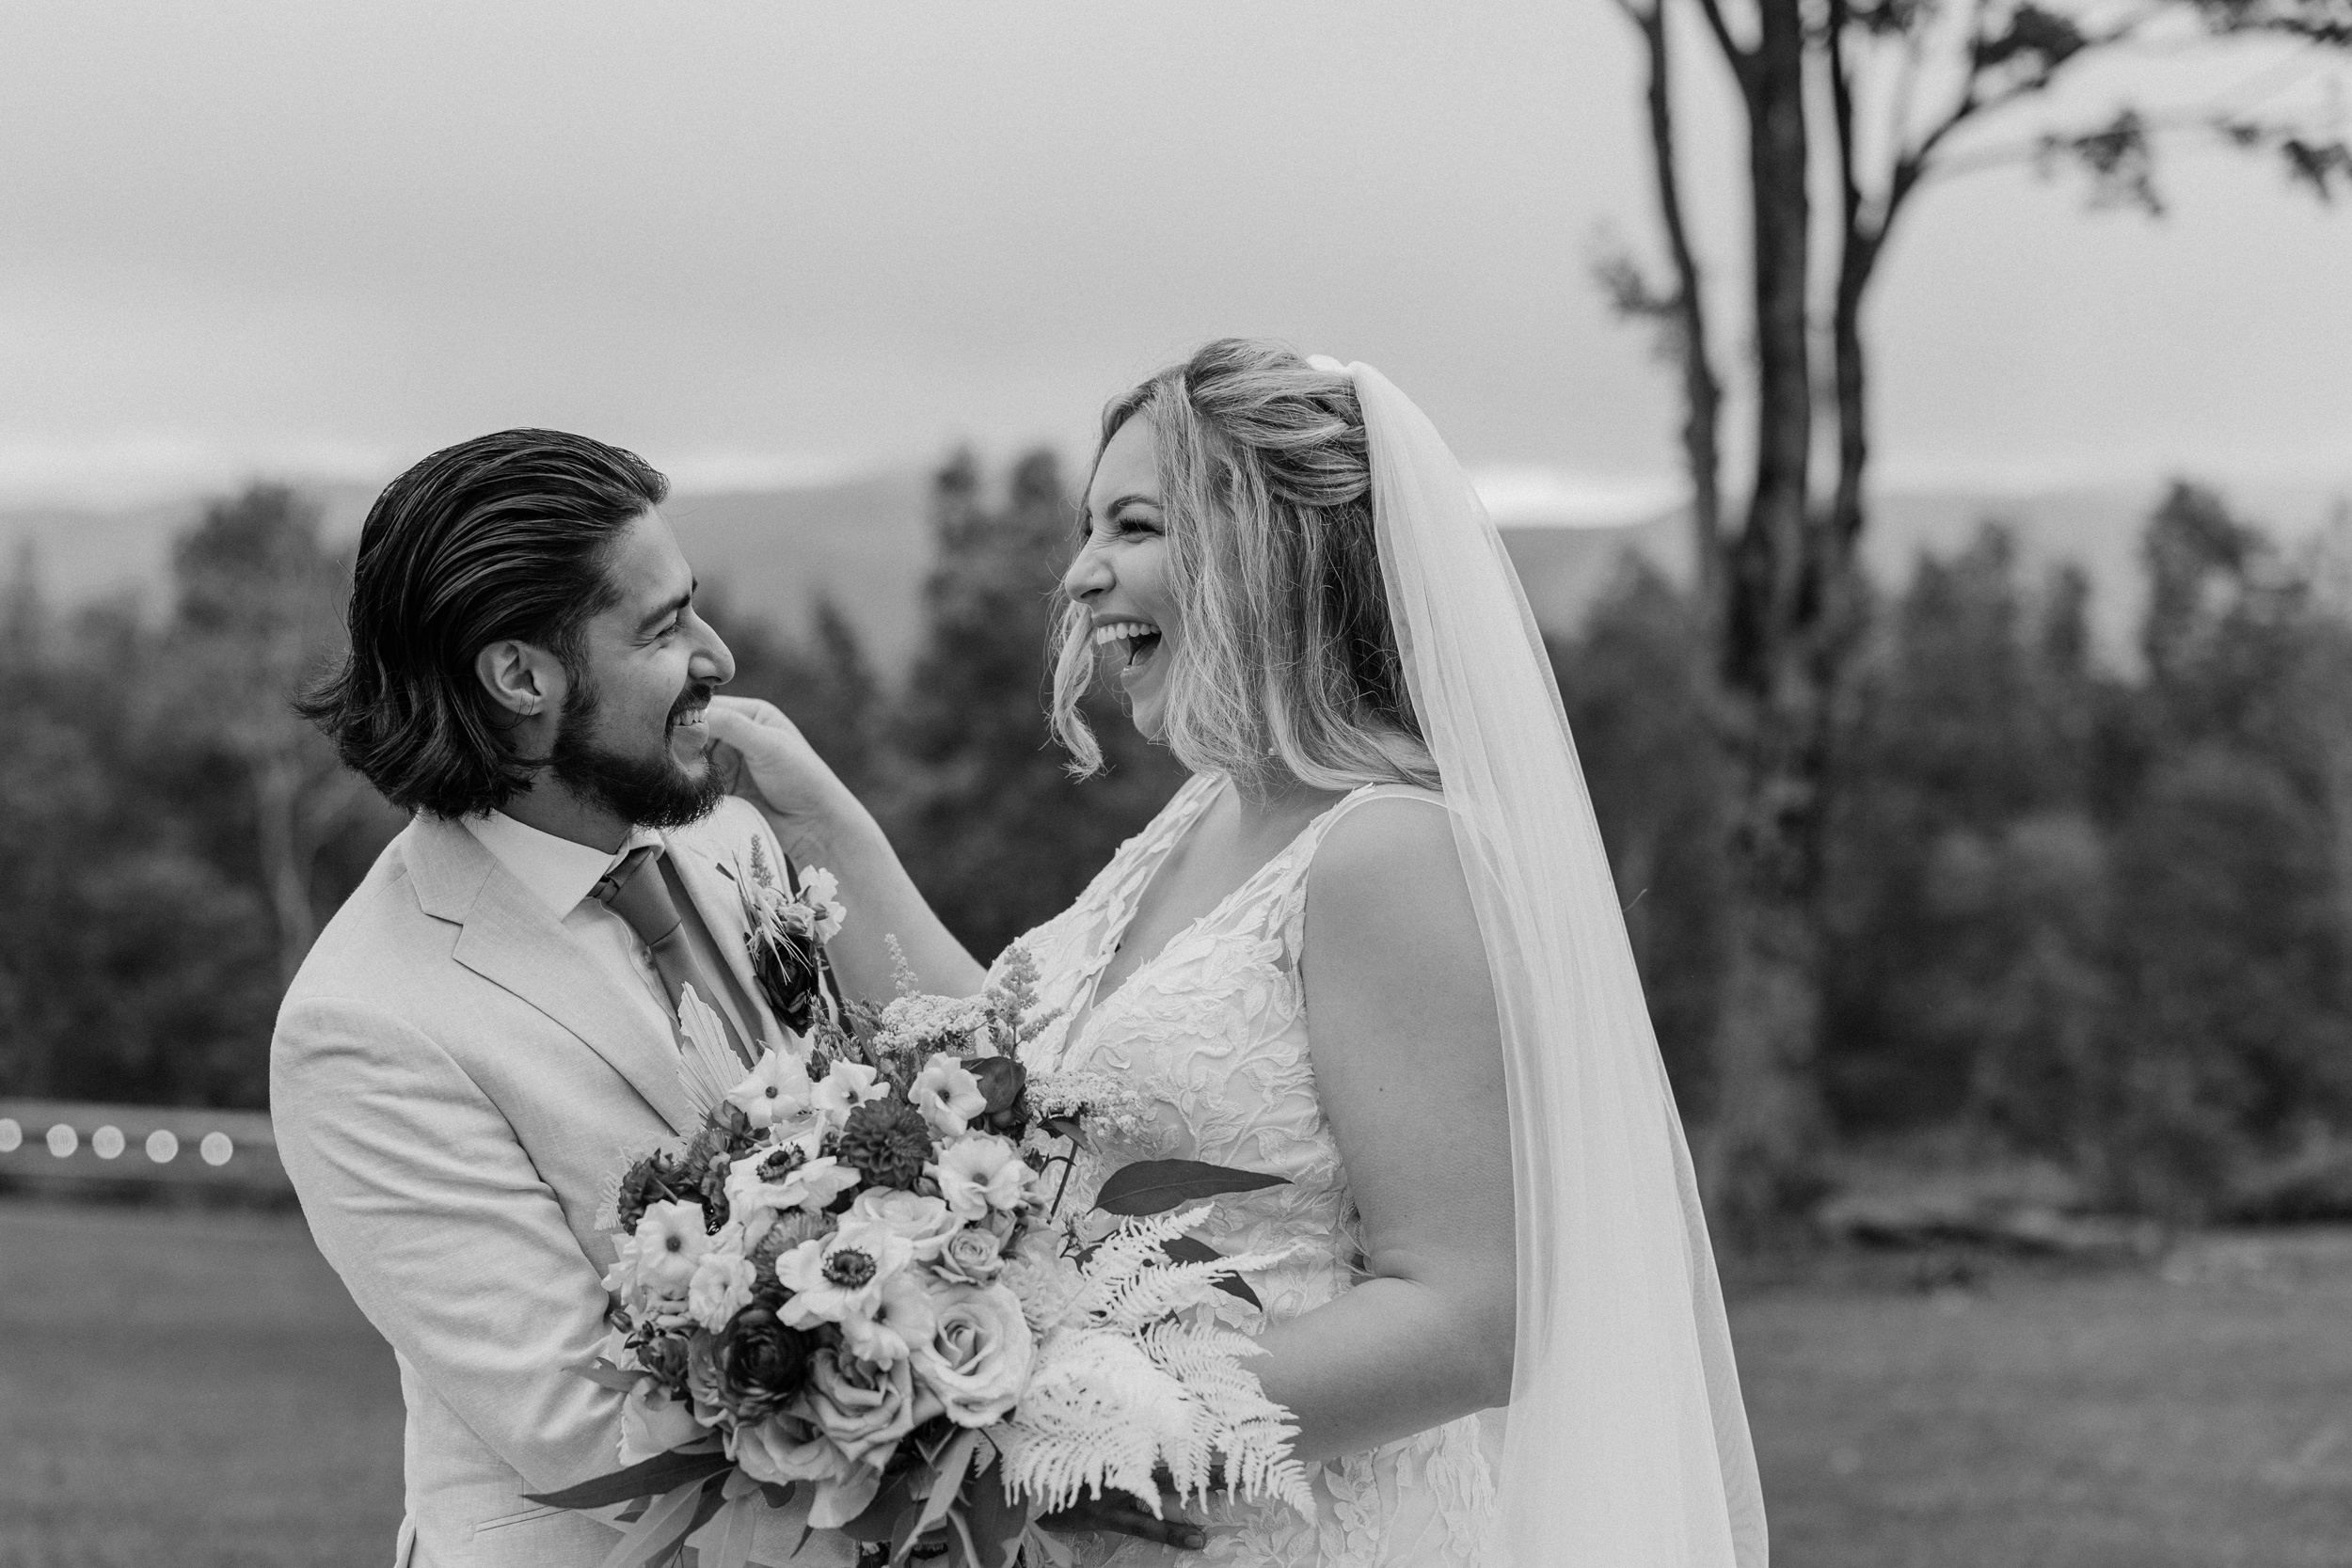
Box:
[6,470,2344,677]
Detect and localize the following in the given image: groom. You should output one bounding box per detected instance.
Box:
[273,430,844,1567]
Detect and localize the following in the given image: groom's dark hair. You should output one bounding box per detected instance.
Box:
[299,428,669,819]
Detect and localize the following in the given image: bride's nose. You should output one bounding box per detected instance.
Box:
[1061,537,1114,601]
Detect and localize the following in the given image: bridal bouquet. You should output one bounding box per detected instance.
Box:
[534,846,1313,1568]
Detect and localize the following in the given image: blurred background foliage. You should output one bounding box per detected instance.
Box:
[4,460,2349,1227]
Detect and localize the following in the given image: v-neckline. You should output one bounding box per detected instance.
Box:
[1057,777,1361,1059]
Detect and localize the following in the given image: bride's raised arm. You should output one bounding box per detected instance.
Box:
[706,694,986,1000]
[1250,792,1517,1460]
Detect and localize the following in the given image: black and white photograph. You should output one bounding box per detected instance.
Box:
[2,3,2348,1565]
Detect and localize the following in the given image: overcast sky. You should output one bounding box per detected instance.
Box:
[3,0,2345,515]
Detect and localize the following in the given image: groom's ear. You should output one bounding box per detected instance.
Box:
[474,640,567,721]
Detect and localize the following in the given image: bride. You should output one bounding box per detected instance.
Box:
[708,340,1766,1567]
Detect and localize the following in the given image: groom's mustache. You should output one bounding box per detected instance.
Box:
[667,683,716,727]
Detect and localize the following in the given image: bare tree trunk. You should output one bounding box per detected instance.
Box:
[1631,0,1726,605]
[1825,3,1876,585]
[1704,0,1829,1237]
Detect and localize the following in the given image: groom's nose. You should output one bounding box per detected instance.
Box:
[689,613,736,687]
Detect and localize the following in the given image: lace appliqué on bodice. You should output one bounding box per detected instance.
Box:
[996,773,1496,1568]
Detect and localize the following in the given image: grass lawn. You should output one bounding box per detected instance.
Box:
[2,1199,2348,1566]
[1740,1233,2352,1567]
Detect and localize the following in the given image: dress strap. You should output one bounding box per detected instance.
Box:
[1264,783,1453,954]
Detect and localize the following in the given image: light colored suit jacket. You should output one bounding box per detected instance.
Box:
[272,798,850,1568]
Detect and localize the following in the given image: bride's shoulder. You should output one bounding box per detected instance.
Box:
[1299,784,1486,997]
[1304,785,1466,918]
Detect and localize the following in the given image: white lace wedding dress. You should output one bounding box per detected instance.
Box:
[997,771,1498,1568]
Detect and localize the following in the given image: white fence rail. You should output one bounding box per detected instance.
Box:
[0,1098,289,1195]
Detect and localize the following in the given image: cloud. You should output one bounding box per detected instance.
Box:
[0,436,403,510]
[660,451,889,496]
[0,435,886,511]
[1470,465,1684,529]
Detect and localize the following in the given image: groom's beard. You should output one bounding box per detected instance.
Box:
[546,676,726,831]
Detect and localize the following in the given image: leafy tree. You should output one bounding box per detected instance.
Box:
[1820,525,2108,1136]
[888,451,1186,960]
[1550,562,1729,1118]
[2094,485,2352,1212]
[158,484,394,985]
[0,578,281,1106]
[1797,490,2352,1216]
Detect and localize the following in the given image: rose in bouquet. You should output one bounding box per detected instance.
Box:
[533,856,1312,1568]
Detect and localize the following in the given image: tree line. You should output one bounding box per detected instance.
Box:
[2,461,2345,1227]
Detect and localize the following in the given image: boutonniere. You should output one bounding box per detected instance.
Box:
[734,836,846,1036]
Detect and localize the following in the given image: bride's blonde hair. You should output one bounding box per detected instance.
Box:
[1050,338,1438,796]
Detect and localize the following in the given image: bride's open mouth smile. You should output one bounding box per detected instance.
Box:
[1093,619,1163,685]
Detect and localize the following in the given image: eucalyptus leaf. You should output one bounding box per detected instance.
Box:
[965,1462,1030,1568]
[589,1480,707,1568]
[946,1507,984,1568]
[898,1429,980,1561]
[564,1356,652,1392]
[706,1492,763,1568]
[682,1474,730,1541]
[1093,1159,1288,1215]
[841,1466,925,1544]
[523,1447,732,1510]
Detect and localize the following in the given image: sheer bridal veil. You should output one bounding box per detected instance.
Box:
[1315,356,1768,1567]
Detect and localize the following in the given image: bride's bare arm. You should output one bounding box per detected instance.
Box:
[1248,797,1517,1463]
[706,696,986,999]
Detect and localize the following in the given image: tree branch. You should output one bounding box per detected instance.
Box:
[1609,0,1729,603]
[1829,0,1868,241]
[1693,0,1756,72]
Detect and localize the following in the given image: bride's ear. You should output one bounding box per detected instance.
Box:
[474,639,565,723]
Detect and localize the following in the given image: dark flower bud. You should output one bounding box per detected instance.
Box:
[751,927,824,1035]
[970,1055,1029,1137]
[709,1307,815,1423]
[633,1330,694,1398]
[615,1151,685,1236]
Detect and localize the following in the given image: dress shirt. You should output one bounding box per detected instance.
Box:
[465,812,680,1051]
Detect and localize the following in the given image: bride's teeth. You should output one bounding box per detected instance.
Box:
[1092,621,1158,648]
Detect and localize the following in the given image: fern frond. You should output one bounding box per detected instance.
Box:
[995,1328,1189,1513]
[1134,1321,1314,1514]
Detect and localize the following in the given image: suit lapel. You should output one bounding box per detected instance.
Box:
[405,816,700,1137]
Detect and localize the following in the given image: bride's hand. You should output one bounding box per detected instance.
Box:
[704,695,862,838]
[1040,1492,1208,1552]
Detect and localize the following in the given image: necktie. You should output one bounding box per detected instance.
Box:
[592,844,755,1068]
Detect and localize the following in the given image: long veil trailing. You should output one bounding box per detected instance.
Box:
[1316,356,1769,1567]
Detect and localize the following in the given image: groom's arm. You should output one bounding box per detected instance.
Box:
[272,994,625,1495]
